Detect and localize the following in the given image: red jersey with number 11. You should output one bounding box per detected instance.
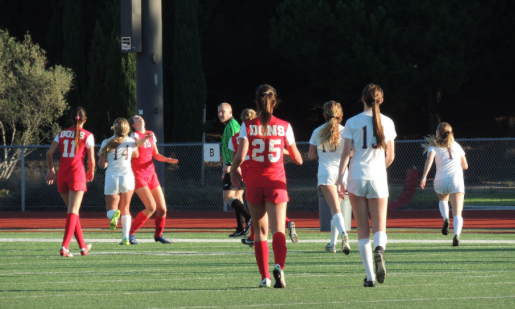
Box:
[238,116,295,188]
[54,127,94,182]
[130,131,157,178]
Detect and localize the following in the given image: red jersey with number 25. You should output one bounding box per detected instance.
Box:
[238,116,295,188]
[54,127,94,182]
[130,131,157,178]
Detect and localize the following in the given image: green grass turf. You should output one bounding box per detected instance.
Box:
[1,229,514,309]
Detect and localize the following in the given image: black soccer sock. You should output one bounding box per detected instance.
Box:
[234,208,244,231]
[231,199,251,223]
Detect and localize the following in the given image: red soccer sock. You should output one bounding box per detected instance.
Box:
[74,216,86,249]
[130,212,150,235]
[248,224,255,241]
[254,241,270,280]
[155,215,166,237]
[62,213,78,249]
[272,232,287,270]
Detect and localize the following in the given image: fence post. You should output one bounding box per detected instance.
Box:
[21,147,25,212]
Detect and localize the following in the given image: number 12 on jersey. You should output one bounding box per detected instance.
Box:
[252,139,281,163]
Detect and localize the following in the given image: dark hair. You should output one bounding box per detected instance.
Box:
[254,84,280,133]
[70,107,87,153]
[362,84,386,150]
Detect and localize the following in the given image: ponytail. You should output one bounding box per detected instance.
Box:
[421,122,454,154]
[362,84,386,150]
[318,101,343,151]
[70,107,87,153]
[255,84,280,135]
[98,118,131,157]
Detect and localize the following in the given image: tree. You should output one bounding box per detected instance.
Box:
[172,0,206,142]
[0,30,73,179]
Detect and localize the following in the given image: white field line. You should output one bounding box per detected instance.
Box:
[1,238,515,244]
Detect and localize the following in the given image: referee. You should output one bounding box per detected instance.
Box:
[218,103,251,237]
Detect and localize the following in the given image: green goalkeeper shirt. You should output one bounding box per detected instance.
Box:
[222,117,240,166]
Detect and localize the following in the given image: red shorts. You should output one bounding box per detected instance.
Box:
[57,181,87,193]
[245,186,289,205]
[135,172,160,191]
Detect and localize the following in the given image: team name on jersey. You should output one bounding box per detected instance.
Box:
[249,125,285,137]
[60,131,86,139]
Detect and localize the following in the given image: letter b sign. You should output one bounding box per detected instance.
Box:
[203,144,220,162]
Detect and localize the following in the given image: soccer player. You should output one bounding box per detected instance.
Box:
[420,122,468,246]
[230,84,303,289]
[127,115,178,244]
[98,118,150,245]
[228,109,299,247]
[308,101,351,255]
[219,103,251,238]
[336,84,396,287]
[45,107,94,257]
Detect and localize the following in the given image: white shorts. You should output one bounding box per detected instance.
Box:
[433,177,464,195]
[104,174,135,195]
[317,174,339,186]
[347,179,389,199]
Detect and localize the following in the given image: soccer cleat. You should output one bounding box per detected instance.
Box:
[363,277,376,287]
[154,235,171,244]
[243,219,252,237]
[80,243,92,256]
[228,230,246,238]
[241,238,254,247]
[288,221,298,243]
[110,209,121,230]
[374,246,386,284]
[325,243,337,253]
[60,247,73,257]
[129,234,140,245]
[342,233,351,255]
[442,219,449,235]
[259,278,271,288]
[452,235,460,247]
[272,264,286,288]
[120,238,130,245]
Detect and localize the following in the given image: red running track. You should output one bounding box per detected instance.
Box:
[0,211,514,230]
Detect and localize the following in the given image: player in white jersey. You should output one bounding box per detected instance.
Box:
[336,84,396,287]
[98,118,150,244]
[308,101,351,255]
[420,122,468,246]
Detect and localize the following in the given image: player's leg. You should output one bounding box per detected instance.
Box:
[320,184,349,254]
[349,193,375,285]
[235,189,252,235]
[267,200,287,288]
[436,193,450,235]
[61,189,85,257]
[152,185,171,244]
[368,196,388,284]
[130,186,155,244]
[106,195,121,230]
[248,196,270,287]
[450,192,464,246]
[119,189,134,245]
[58,189,73,257]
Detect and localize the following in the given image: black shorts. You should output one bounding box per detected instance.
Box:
[223,173,245,191]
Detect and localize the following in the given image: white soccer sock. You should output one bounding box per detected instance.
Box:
[439,201,449,220]
[330,220,338,246]
[121,215,132,240]
[107,209,116,219]
[333,213,346,237]
[373,231,388,250]
[453,216,463,236]
[358,238,375,282]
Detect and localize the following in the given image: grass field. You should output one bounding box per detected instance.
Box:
[1,229,515,309]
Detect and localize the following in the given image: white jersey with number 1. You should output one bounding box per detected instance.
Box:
[100,136,138,177]
[342,111,396,181]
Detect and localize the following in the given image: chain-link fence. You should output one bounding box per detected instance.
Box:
[1,138,514,212]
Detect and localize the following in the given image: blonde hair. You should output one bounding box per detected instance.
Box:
[98,118,131,157]
[240,108,257,122]
[421,122,455,154]
[362,84,386,150]
[317,101,343,151]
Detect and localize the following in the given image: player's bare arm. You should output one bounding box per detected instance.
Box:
[133,132,152,148]
[286,142,303,165]
[307,144,318,161]
[336,138,353,197]
[420,151,436,189]
[86,146,96,182]
[45,141,59,185]
[152,141,178,164]
[385,140,395,168]
[98,154,108,169]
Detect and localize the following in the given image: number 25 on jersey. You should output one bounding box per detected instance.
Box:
[252,139,281,163]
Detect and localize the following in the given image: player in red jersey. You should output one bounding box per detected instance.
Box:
[229,85,303,288]
[127,115,178,244]
[45,107,95,257]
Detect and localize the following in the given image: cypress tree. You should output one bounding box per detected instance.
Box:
[46,0,64,66]
[62,0,87,110]
[172,0,206,142]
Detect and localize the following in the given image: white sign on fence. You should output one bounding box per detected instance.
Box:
[203,144,220,162]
